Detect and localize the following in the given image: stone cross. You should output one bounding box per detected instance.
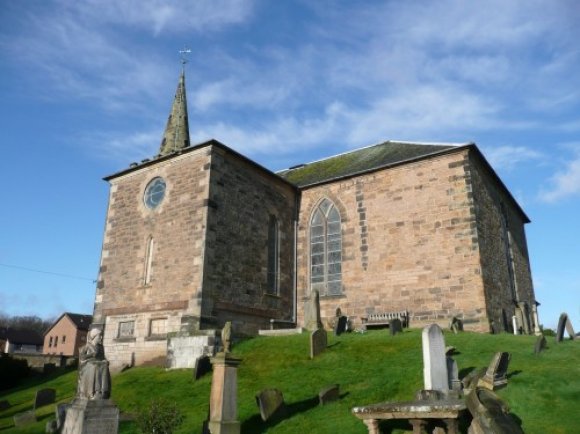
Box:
[421,324,449,392]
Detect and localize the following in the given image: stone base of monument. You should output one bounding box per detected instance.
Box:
[61,398,119,434]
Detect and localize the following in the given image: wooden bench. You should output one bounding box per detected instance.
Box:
[361,311,408,330]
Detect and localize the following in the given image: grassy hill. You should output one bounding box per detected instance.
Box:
[1,329,579,433]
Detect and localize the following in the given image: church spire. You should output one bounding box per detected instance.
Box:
[158,68,190,156]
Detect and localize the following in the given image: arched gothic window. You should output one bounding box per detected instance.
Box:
[310,198,342,296]
[267,215,279,294]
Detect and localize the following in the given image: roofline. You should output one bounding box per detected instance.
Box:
[43,312,93,336]
[103,139,298,191]
[292,143,473,189]
[293,143,530,223]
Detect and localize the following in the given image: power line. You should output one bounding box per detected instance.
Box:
[0,262,96,283]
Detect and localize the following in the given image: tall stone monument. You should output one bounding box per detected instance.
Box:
[421,324,449,392]
[208,322,241,434]
[304,288,324,331]
[61,328,119,434]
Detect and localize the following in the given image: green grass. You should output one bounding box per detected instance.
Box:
[1,330,579,433]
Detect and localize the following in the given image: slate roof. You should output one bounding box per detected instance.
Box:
[0,327,43,345]
[277,141,464,187]
[65,313,93,331]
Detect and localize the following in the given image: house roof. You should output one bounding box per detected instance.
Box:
[0,327,43,345]
[44,312,93,336]
[277,140,462,187]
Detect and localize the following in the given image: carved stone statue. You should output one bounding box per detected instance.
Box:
[77,328,111,400]
[304,288,323,331]
[221,321,232,353]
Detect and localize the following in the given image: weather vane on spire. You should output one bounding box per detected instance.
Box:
[179,47,191,67]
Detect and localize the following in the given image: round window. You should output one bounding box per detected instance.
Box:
[144,177,166,209]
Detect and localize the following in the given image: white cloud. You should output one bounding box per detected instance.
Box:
[539,150,580,203]
[482,146,543,171]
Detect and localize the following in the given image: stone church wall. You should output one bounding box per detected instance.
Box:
[94,148,212,369]
[296,149,491,331]
[200,146,298,335]
[468,150,535,333]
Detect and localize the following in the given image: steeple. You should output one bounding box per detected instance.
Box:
[159,70,190,156]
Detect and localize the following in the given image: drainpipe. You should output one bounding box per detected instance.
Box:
[292,192,300,325]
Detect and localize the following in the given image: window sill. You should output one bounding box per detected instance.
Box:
[114,337,136,343]
[145,335,167,342]
[264,293,281,299]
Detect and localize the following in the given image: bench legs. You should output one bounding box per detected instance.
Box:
[409,419,429,434]
[363,419,380,434]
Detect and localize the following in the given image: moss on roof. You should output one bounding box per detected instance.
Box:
[277,141,458,187]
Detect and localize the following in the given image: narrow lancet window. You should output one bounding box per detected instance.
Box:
[310,198,342,296]
[144,237,154,285]
[267,215,279,294]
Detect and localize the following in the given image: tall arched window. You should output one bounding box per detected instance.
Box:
[267,215,279,294]
[310,198,342,296]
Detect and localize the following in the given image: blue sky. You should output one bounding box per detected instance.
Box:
[1,0,579,329]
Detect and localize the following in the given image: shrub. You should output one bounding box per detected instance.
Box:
[136,399,184,434]
[0,354,29,390]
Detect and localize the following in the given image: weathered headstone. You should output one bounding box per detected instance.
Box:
[557,313,578,341]
[466,388,524,434]
[255,388,286,422]
[194,355,212,380]
[422,324,449,392]
[534,335,547,355]
[319,384,340,405]
[13,410,36,427]
[0,400,9,410]
[449,317,463,334]
[56,403,70,431]
[446,355,461,391]
[34,388,56,409]
[304,289,323,331]
[390,318,403,336]
[310,328,328,359]
[478,352,510,391]
[334,316,348,336]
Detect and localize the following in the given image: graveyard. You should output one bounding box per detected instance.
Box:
[1,328,579,433]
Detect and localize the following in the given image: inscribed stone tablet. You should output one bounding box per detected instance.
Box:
[34,388,56,409]
[310,328,327,359]
[421,324,449,391]
[255,389,286,422]
[334,316,348,336]
[556,313,568,342]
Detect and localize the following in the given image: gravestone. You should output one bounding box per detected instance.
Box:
[565,317,576,339]
[304,289,323,331]
[56,403,70,431]
[319,384,340,405]
[466,388,524,434]
[534,335,547,355]
[334,316,348,336]
[449,317,463,334]
[34,388,56,409]
[478,352,510,391]
[390,318,403,336]
[0,400,9,410]
[421,324,449,392]
[310,328,328,359]
[13,410,36,427]
[555,312,577,342]
[255,389,286,422]
[194,355,212,380]
[446,355,461,391]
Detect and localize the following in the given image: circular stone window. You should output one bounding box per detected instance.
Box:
[144,177,166,209]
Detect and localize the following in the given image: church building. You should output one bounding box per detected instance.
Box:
[92,71,538,369]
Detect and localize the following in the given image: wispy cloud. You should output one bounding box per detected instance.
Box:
[539,147,580,203]
[482,146,544,171]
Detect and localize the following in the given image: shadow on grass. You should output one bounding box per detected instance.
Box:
[327,342,341,349]
[241,396,319,433]
[458,367,476,379]
[506,370,522,379]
